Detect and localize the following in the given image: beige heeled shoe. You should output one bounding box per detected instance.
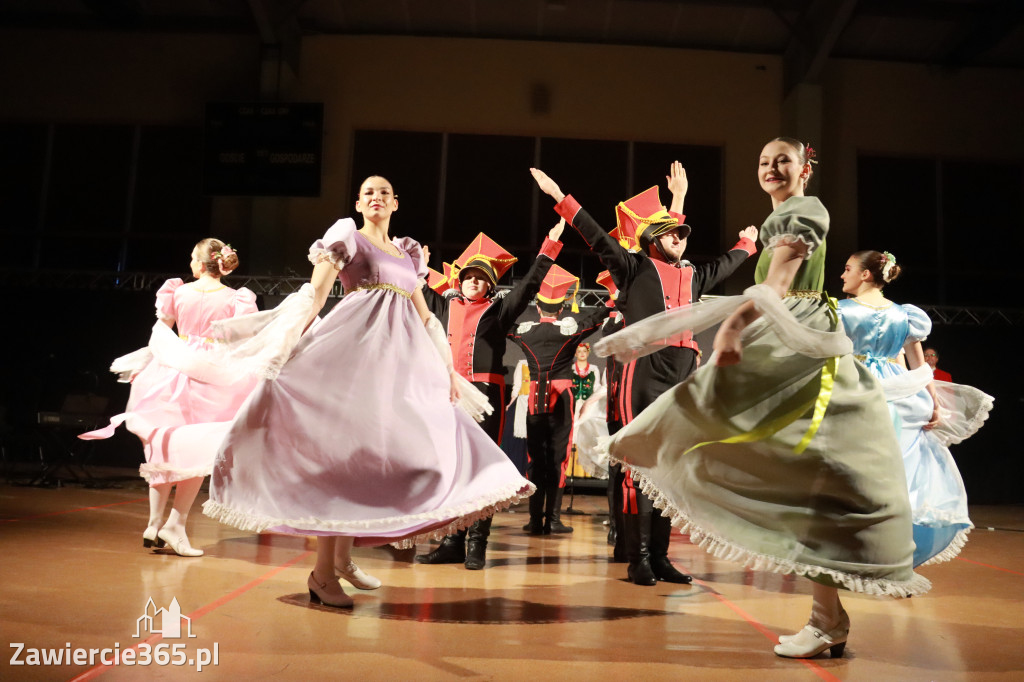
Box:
[156,528,203,557]
[307,572,354,608]
[774,620,849,659]
[336,560,382,590]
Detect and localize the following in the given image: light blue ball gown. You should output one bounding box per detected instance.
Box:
[838,298,991,565]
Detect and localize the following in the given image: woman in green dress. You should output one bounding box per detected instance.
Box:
[594,137,928,659]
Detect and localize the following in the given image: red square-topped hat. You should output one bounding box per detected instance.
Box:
[595,270,618,300]
[537,264,580,312]
[610,225,639,252]
[455,233,518,287]
[615,186,690,245]
[427,262,457,294]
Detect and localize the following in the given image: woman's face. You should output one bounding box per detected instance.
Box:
[459,267,491,301]
[355,176,398,221]
[576,346,590,363]
[189,248,203,279]
[841,256,871,294]
[758,141,809,200]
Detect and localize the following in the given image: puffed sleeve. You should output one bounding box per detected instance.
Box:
[233,287,259,317]
[393,236,430,283]
[308,217,358,269]
[154,278,184,322]
[760,195,829,259]
[902,304,932,343]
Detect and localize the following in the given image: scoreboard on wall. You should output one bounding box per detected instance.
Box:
[203,102,323,197]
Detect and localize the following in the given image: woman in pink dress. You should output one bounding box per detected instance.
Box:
[202,175,534,608]
[81,239,258,557]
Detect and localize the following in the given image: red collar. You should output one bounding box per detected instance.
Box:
[539,316,558,323]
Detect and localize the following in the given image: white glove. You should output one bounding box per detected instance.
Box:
[424,314,454,374]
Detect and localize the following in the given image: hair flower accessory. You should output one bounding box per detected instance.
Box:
[214,244,236,276]
[805,144,818,164]
[881,251,896,282]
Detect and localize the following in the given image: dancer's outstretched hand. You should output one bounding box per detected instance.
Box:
[666,161,688,198]
[422,244,431,265]
[549,218,565,242]
[530,168,565,202]
[739,226,758,242]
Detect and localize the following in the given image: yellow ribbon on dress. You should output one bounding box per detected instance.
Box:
[682,292,841,456]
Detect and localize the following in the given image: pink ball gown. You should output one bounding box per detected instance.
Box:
[202,219,534,547]
[81,279,260,486]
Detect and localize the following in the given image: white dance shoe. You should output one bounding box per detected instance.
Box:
[336,560,382,590]
[156,528,204,557]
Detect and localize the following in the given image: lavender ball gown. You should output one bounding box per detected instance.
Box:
[203,219,534,546]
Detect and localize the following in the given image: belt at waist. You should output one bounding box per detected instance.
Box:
[463,372,504,386]
[346,283,412,298]
[854,354,901,365]
[785,289,823,299]
[179,333,220,344]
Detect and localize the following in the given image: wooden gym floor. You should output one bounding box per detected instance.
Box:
[1,476,1022,681]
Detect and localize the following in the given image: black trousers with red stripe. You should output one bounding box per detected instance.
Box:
[619,347,699,518]
[474,381,507,445]
[524,389,574,490]
[449,380,507,543]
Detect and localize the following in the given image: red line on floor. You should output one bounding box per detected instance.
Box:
[67,549,314,681]
[956,556,1024,577]
[683,568,844,682]
[0,497,148,523]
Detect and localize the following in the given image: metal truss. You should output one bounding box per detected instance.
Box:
[4,270,1021,327]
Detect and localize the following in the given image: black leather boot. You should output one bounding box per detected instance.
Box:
[606,463,618,546]
[547,487,573,534]
[610,464,626,562]
[465,517,493,570]
[624,512,657,585]
[414,532,466,564]
[523,489,546,534]
[649,511,691,584]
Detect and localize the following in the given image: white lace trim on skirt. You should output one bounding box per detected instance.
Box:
[139,463,211,485]
[599,439,931,597]
[202,480,535,548]
[920,527,972,566]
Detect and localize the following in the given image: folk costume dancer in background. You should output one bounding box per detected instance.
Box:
[416,224,565,569]
[507,265,610,535]
[531,162,757,585]
[596,269,627,561]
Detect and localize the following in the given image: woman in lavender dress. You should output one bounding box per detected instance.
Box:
[203,176,534,607]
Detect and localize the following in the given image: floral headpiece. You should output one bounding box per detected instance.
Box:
[212,244,236,276]
[881,251,896,283]
[805,144,818,164]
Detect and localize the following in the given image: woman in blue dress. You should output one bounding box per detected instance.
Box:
[838,250,991,566]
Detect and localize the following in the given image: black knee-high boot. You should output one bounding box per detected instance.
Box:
[547,487,573,534]
[649,511,691,584]
[624,512,657,585]
[523,489,545,534]
[465,517,493,570]
[414,530,466,564]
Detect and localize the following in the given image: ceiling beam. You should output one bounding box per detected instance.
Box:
[783,0,858,94]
